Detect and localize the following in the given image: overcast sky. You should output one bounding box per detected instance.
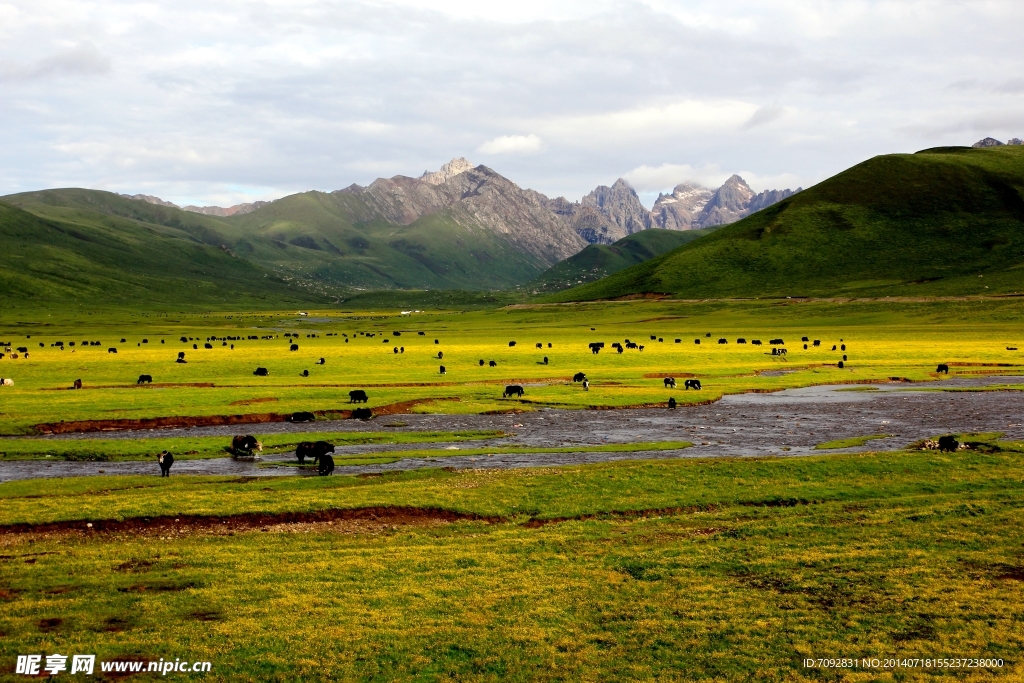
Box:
[1,0,1022,209]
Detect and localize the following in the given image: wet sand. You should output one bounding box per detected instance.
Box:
[2,376,1021,482]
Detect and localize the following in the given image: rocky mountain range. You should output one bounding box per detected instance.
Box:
[124,159,800,264]
[650,175,800,232]
[336,162,588,264]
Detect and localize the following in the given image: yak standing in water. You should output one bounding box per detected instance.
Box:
[231,435,263,457]
[318,454,335,476]
[296,441,335,465]
[158,450,174,477]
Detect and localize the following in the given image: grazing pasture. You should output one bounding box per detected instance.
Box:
[2,447,1023,680]
[0,298,1022,436]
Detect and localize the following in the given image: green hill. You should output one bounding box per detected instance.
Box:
[528,227,716,293]
[546,146,1024,302]
[227,191,548,290]
[0,197,320,309]
[2,186,559,298]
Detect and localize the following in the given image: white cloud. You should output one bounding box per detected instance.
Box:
[733,170,807,193]
[1,1,1024,204]
[477,134,544,155]
[624,163,727,194]
[539,100,759,147]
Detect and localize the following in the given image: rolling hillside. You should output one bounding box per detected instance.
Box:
[546,145,1024,301]
[528,227,717,292]
[1,165,583,296]
[0,198,319,309]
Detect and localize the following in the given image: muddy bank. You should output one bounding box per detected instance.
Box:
[0,505,501,537]
[33,397,459,434]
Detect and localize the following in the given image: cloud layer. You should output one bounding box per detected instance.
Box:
[1,1,1022,207]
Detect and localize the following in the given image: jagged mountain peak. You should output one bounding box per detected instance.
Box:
[576,179,650,241]
[420,157,475,185]
[650,175,797,231]
[650,183,714,231]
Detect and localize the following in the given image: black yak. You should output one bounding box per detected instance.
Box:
[158,451,174,477]
[231,435,262,457]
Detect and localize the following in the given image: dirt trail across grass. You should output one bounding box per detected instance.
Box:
[2,376,1023,482]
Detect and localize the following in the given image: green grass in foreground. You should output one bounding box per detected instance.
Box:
[2,449,1023,680]
[261,440,694,467]
[814,433,892,449]
[0,430,505,462]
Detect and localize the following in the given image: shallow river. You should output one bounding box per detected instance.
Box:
[2,377,1021,482]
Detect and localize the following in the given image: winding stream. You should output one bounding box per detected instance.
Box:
[2,376,1021,482]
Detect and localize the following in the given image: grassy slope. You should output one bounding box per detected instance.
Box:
[228,191,551,290]
[548,146,1024,301]
[529,227,716,293]
[2,450,1023,679]
[3,187,559,294]
[0,198,319,309]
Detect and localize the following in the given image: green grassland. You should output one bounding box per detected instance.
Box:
[2,448,1023,680]
[0,298,1021,435]
[549,145,1024,302]
[528,228,717,293]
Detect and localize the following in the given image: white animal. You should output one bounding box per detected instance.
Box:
[0,378,12,386]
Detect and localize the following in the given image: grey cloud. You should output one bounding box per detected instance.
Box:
[1,1,1023,204]
[742,104,784,130]
[0,43,110,82]
[994,78,1024,94]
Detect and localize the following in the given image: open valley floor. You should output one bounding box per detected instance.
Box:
[2,300,1023,680]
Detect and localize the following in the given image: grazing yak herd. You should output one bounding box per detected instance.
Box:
[0,330,981,481]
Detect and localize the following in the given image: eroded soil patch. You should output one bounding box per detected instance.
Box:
[0,505,503,538]
[33,398,460,434]
[522,504,717,528]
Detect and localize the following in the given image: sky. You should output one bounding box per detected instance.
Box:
[1,0,1022,209]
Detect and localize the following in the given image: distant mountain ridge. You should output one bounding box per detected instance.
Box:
[121,193,271,217]
[335,163,588,264]
[124,162,799,247]
[651,175,801,231]
[539,175,799,245]
[2,158,800,301]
